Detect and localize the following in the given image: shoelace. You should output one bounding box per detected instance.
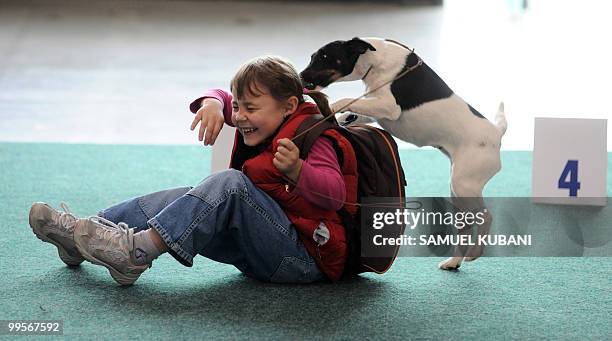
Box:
[86,216,152,269]
[87,216,135,253]
[57,202,78,229]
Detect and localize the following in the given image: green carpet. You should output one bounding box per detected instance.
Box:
[0,142,610,340]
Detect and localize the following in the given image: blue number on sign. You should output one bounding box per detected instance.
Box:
[558,160,580,197]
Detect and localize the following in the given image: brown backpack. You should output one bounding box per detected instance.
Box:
[295,115,407,278]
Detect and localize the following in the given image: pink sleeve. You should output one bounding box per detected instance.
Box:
[292,137,346,211]
[189,89,235,127]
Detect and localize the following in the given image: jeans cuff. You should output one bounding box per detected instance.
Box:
[147,217,194,267]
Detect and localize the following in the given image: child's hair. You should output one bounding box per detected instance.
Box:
[230,56,333,117]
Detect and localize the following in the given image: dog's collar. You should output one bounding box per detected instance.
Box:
[383,39,424,75]
[361,65,373,81]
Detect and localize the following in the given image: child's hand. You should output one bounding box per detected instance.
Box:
[191,98,225,146]
[273,138,303,182]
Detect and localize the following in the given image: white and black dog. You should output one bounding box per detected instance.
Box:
[300,37,507,270]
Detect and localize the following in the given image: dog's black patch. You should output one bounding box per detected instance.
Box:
[468,104,485,119]
[343,113,359,125]
[390,53,454,111]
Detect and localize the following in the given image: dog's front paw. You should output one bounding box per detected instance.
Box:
[331,98,354,113]
[438,257,462,271]
[337,112,376,126]
[337,113,359,126]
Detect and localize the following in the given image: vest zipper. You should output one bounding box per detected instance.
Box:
[313,222,329,261]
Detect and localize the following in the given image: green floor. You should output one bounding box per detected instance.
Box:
[1,142,610,340]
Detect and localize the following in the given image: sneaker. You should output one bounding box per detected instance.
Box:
[73,216,150,286]
[29,202,85,266]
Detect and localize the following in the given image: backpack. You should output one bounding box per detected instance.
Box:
[294,115,407,278]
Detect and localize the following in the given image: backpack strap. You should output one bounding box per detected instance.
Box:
[294,115,339,160]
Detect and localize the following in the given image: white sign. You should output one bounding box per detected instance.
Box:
[532,117,607,206]
[211,126,236,174]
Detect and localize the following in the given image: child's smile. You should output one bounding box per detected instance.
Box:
[240,127,258,134]
[231,86,289,146]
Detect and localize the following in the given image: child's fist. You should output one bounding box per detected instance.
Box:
[273,138,303,182]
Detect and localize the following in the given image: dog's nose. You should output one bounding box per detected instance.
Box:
[300,77,315,90]
[300,71,315,89]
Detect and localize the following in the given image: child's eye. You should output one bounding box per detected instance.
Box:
[232,105,239,111]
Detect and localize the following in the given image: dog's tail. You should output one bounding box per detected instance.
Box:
[494,102,507,136]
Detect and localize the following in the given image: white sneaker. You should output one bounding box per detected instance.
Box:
[73,216,150,286]
[29,202,85,266]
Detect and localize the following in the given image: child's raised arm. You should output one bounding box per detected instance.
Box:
[189,89,234,145]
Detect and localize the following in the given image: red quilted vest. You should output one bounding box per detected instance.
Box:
[229,102,358,281]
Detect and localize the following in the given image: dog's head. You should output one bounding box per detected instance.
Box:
[300,37,376,90]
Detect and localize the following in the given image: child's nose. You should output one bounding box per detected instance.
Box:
[233,111,246,122]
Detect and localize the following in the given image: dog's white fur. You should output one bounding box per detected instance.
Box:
[330,38,507,270]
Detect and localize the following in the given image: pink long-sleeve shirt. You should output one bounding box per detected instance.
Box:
[190,89,346,211]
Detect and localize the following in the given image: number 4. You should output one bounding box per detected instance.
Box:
[558,160,581,197]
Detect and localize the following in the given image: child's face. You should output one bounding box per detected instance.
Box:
[231,85,295,146]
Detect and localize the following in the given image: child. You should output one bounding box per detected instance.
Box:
[28,56,358,286]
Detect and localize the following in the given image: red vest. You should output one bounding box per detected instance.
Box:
[229,102,358,281]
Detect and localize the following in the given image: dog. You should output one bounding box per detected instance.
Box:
[300,37,507,271]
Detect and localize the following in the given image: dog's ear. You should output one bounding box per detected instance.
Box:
[347,37,376,55]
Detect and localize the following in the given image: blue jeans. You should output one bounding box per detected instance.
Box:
[98,169,324,284]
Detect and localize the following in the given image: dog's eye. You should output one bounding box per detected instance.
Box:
[336,59,341,64]
[322,54,327,59]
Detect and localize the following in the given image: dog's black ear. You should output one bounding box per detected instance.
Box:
[347,37,376,55]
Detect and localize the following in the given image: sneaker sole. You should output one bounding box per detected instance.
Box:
[73,221,144,286]
[29,203,84,267]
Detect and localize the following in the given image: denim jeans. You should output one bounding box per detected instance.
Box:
[98,169,324,284]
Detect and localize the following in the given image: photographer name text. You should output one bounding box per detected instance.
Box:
[373,234,532,246]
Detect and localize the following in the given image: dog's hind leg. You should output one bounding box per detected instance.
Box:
[438,150,499,270]
[463,205,492,262]
[458,194,492,262]
[437,186,482,270]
